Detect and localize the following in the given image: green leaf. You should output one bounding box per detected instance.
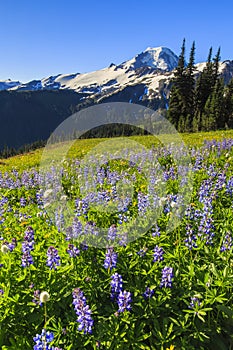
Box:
[217,305,233,319]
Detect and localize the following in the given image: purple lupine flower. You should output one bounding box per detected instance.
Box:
[36,191,43,207]
[24,226,35,242]
[152,225,160,237]
[72,288,94,334]
[96,166,105,185]
[207,164,217,178]
[107,169,120,185]
[3,238,17,252]
[22,251,34,267]
[33,328,54,349]
[160,266,174,288]
[220,232,232,252]
[9,238,17,251]
[117,195,131,213]
[214,171,226,191]
[163,166,176,181]
[197,180,215,245]
[198,209,215,245]
[20,197,26,206]
[72,217,83,238]
[143,287,154,299]
[55,211,65,233]
[193,155,204,170]
[84,221,99,236]
[65,226,73,241]
[75,198,82,216]
[164,194,178,214]
[185,224,197,250]
[76,304,93,334]
[189,296,201,309]
[97,190,111,205]
[137,247,148,257]
[21,227,35,267]
[67,244,80,258]
[137,192,150,216]
[226,176,233,196]
[108,225,117,241]
[118,231,128,246]
[73,288,86,309]
[22,239,34,253]
[80,241,88,250]
[46,246,60,270]
[32,290,42,306]
[198,180,211,203]
[153,245,164,262]
[118,213,128,225]
[22,241,34,253]
[117,290,132,312]
[104,247,118,270]
[0,289,4,296]
[75,198,89,217]
[110,273,123,300]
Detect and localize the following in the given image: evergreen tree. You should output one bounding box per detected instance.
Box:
[194,47,214,130]
[175,38,186,78]
[214,78,225,129]
[168,39,196,131]
[184,41,196,130]
[168,39,186,129]
[168,86,183,129]
[203,78,224,130]
[223,78,233,128]
[213,47,221,84]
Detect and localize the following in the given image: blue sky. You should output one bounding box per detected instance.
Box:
[1,0,233,82]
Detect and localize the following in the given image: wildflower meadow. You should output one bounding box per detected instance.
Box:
[0,132,233,349]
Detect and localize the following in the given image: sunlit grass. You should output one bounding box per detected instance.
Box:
[0,129,233,171]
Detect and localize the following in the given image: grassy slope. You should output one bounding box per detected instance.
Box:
[0,129,233,171]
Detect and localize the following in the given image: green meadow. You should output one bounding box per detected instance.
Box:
[0,130,233,349]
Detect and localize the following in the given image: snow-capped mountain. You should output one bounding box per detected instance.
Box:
[0,46,233,152]
[1,46,233,106]
[0,47,178,109]
[121,47,179,71]
[2,47,177,95]
[0,79,21,91]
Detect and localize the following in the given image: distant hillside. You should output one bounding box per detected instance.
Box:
[0,90,85,150]
[0,87,166,152]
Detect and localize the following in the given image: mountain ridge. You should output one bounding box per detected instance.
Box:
[1,46,233,104]
[0,46,233,152]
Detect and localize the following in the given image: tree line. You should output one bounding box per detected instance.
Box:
[168,39,233,132]
[0,140,46,159]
